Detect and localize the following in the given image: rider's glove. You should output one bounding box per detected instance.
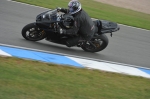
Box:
[57,7,66,13]
[57,7,62,12]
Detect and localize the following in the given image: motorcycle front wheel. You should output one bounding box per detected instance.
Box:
[81,34,109,52]
[22,23,46,41]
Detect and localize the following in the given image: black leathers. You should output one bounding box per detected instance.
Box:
[59,8,96,47]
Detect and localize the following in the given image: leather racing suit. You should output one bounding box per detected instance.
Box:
[59,8,98,47]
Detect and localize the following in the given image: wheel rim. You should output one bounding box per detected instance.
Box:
[86,39,103,50]
[26,27,43,40]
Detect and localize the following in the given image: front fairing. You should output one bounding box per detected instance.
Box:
[36,9,61,23]
[36,9,62,29]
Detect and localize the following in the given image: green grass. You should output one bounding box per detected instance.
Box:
[14,0,150,30]
[0,56,150,99]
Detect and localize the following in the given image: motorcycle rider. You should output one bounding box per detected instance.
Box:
[57,0,98,47]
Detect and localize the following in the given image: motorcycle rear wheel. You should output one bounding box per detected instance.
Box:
[81,34,109,52]
[22,23,45,41]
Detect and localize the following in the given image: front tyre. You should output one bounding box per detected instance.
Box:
[81,34,109,52]
[22,23,45,41]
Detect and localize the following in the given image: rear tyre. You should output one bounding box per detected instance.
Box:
[81,34,109,52]
[22,23,46,41]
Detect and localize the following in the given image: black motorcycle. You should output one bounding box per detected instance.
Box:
[22,9,120,52]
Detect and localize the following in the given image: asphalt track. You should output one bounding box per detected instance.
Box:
[0,0,150,68]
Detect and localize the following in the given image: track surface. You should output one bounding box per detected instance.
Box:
[0,0,150,68]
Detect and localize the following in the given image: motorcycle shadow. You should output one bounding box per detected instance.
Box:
[20,39,103,57]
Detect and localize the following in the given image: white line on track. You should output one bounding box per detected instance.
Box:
[7,0,150,32]
[7,0,48,9]
[1,43,150,70]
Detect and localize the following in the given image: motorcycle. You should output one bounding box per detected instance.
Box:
[22,9,120,52]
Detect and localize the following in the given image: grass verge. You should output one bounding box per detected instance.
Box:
[14,0,150,30]
[0,56,150,99]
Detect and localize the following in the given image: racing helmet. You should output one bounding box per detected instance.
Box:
[62,14,74,29]
[68,0,82,14]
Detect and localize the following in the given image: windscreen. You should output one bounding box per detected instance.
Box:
[42,9,59,22]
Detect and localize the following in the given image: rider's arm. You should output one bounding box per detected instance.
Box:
[65,18,80,35]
